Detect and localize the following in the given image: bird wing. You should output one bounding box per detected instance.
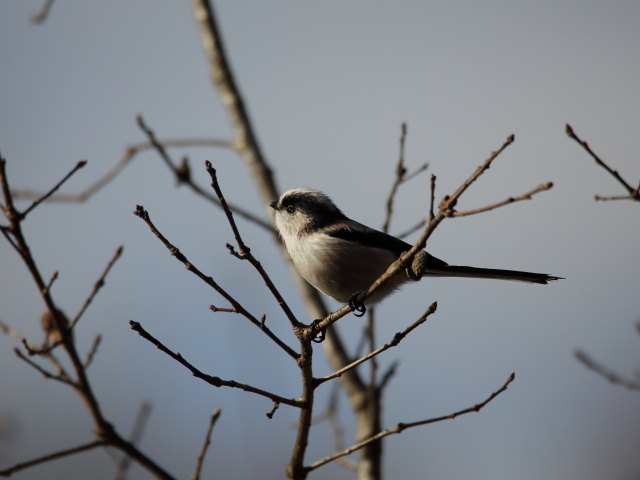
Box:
[323,220,450,268]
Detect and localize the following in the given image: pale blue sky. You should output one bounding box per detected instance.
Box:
[1,1,639,479]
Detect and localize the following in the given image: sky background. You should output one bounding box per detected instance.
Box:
[1,1,640,479]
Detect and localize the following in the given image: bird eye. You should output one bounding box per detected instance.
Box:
[286,205,296,214]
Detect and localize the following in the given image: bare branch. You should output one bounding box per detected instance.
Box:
[0,319,31,344]
[190,0,277,206]
[30,0,56,23]
[20,160,87,219]
[205,161,301,330]
[315,302,437,387]
[84,335,102,369]
[11,130,271,229]
[313,385,357,471]
[0,440,107,477]
[266,401,280,419]
[191,409,222,480]
[13,347,75,386]
[382,123,408,233]
[12,139,230,203]
[114,401,153,480]
[306,373,516,472]
[365,308,378,390]
[377,361,399,391]
[129,320,304,408]
[43,270,59,296]
[451,182,553,217]
[205,161,249,252]
[574,348,640,391]
[1,156,177,480]
[366,135,516,304]
[135,115,181,171]
[25,246,124,357]
[208,305,236,313]
[593,192,640,202]
[429,174,436,221]
[136,116,272,228]
[70,245,124,329]
[382,123,429,233]
[446,134,516,204]
[566,124,640,201]
[396,219,427,240]
[132,204,298,359]
[404,163,430,182]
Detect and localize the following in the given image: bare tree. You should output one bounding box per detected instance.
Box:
[1,1,560,479]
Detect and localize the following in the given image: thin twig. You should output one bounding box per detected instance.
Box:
[21,161,87,219]
[593,193,640,201]
[315,303,437,386]
[266,402,280,419]
[137,116,271,227]
[382,123,429,233]
[129,320,304,408]
[114,401,153,480]
[377,361,399,391]
[451,182,553,217]
[306,373,516,472]
[566,124,640,201]
[205,161,248,252]
[43,270,59,296]
[208,306,236,313]
[404,163,430,183]
[25,246,124,357]
[0,440,107,476]
[11,130,271,228]
[44,350,73,383]
[30,0,56,23]
[136,115,184,173]
[574,349,640,391]
[70,245,124,329]
[84,335,102,369]
[0,319,29,343]
[429,174,436,221]
[313,384,357,471]
[191,409,222,480]
[396,219,427,240]
[382,123,408,233]
[205,161,301,330]
[13,348,75,386]
[366,307,378,391]
[132,204,298,359]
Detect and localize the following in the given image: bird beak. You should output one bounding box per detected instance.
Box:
[269,201,278,210]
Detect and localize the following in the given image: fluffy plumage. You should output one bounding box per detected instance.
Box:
[270,188,561,304]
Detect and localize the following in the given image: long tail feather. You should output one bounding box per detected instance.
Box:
[423,265,562,285]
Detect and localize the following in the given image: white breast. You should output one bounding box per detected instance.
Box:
[283,232,403,304]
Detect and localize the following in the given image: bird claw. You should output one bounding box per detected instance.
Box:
[348,291,367,317]
[310,319,326,343]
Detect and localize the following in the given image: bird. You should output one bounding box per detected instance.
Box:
[270,187,562,308]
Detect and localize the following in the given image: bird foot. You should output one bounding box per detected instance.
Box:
[310,319,326,343]
[348,291,367,317]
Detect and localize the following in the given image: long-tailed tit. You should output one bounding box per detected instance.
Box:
[270,188,561,308]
